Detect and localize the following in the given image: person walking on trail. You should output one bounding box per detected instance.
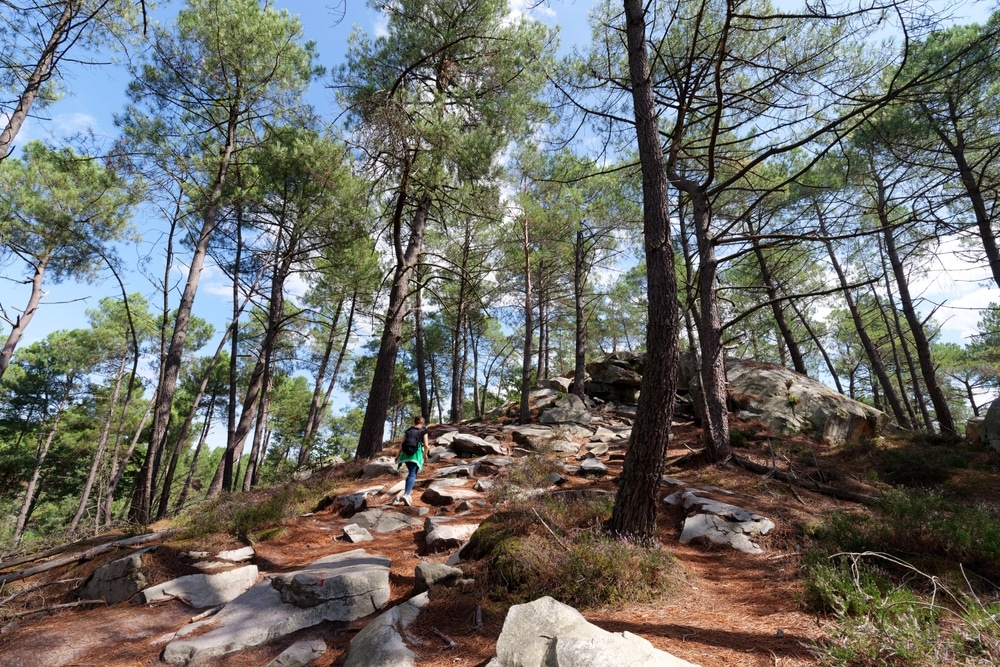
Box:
[396,416,429,506]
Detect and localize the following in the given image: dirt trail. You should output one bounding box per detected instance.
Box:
[0,425,840,667]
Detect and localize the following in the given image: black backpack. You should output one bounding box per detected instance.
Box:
[401,427,423,455]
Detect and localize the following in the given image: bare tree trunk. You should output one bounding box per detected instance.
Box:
[131,102,240,524]
[14,386,72,544]
[750,235,807,375]
[242,359,272,492]
[608,0,681,540]
[174,397,216,514]
[789,299,843,394]
[70,354,128,533]
[570,228,588,398]
[0,1,76,160]
[356,193,430,459]
[449,253,469,423]
[0,256,48,382]
[104,396,154,528]
[518,211,534,424]
[414,268,430,421]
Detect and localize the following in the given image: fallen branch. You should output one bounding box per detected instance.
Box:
[665,448,704,468]
[0,530,177,587]
[432,627,457,649]
[730,454,879,505]
[0,577,84,605]
[531,508,571,553]
[3,599,106,619]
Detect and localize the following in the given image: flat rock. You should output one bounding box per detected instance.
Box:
[486,596,699,667]
[265,638,327,667]
[422,481,482,507]
[424,517,480,553]
[451,433,507,457]
[432,462,480,478]
[578,458,608,476]
[163,549,390,665]
[676,492,775,554]
[272,551,391,608]
[141,565,259,608]
[342,592,429,667]
[362,456,400,479]
[343,524,374,543]
[510,426,555,450]
[413,562,464,594]
[347,508,422,533]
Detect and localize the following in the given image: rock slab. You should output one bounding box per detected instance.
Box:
[141,564,259,608]
[342,592,429,667]
[486,596,700,667]
[162,549,390,665]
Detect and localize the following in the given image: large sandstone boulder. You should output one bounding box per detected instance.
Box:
[727,359,889,444]
[486,596,700,667]
[586,352,644,404]
[538,394,593,426]
[981,400,1000,454]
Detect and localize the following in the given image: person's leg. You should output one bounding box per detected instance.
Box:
[404,461,418,496]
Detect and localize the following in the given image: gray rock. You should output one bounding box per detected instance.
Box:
[586,353,644,404]
[486,596,699,667]
[544,376,574,392]
[79,548,154,604]
[421,480,482,507]
[271,551,391,608]
[342,592,429,667]
[141,565,259,608]
[578,458,608,476]
[363,456,401,479]
[432,462,480,478]
[727,359,889,444]
[413,562,464,594]
[510,426,555,450]
[452,433,507,456]
[474,479,495,492]
[539,394,593,426]
[424,517,480,553]
[163,549,390,665]
[583,442,609,456]
[549,439,580,454]
[347,508,422,533]
[265,638,327,667]
[982,400,1000,454]
[343,524,374,543]
[216,546,255,562]
[677,492,775,554]
[336,486,384,513]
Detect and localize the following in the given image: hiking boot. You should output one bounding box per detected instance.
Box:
[403,494,412,506]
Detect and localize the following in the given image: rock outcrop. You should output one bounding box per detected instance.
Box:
[727,358,889,444]
[486,596,700,667]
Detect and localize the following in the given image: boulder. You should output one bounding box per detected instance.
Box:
[539,394,593,426]
[346,508,422,533]
[424,517,480,553]
[362,457,401,479]
[342,524,374,543]
[668,491,775,554]
[163,549,390,665]
[341,592,429,667]
[486,596,699,667]
[982,400,1000,454]
[79,548,154,604]
[451,433,507,457]
[141,564,259,608]
[727,359,889,444]
[265,639,327,667]
[511,426,555,450]
[578,458,608,477]
[586,353,644,404]
[413,562,464,594]
[422,480,482,507]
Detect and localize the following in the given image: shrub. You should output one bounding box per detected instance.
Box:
[182,486,295,542]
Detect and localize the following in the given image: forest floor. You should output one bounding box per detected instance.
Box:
[1,415,996,667]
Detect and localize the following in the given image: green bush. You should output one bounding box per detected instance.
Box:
[182,486,295,542]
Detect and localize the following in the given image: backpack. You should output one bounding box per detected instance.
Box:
[401,427,423,455]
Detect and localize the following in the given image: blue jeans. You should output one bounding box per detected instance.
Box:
[403,461,418,495]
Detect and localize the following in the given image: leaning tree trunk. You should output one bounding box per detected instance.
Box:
[750,235,808,375]
[607,0,682,541]
[131,102,240,524]
[355,194,430,459]
[875,185,956,434]
[0,255,48,383]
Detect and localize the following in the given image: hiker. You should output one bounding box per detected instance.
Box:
[396,415,429,506]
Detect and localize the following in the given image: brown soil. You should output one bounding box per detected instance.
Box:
[0,416,896,667]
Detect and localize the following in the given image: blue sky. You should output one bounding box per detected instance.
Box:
[3,0,998,385]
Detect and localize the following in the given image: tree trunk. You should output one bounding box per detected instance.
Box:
[449,254,469,423]
[818,213,910,427]
[69,353,127,533]
[103,396,154,528]
[691,190,731,461]
[790,299,843,394]
[414,268,430,421]
[242,359,272,492]
[355,193,430,459]
[0,1,76,160]
[607,0,681,541]
[0,255,49,382]
[518,211,534,424]
[14,386,72,544]
[750,235,807,375]
[876,187,956,434]
[299,298,343,467]
[570,228,588,398]
[174,396,215,513]
[130,102,240,524]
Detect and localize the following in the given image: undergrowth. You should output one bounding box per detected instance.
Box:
[181,486,297,542]
[467,464,681,608]
[804,486,1000,666]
